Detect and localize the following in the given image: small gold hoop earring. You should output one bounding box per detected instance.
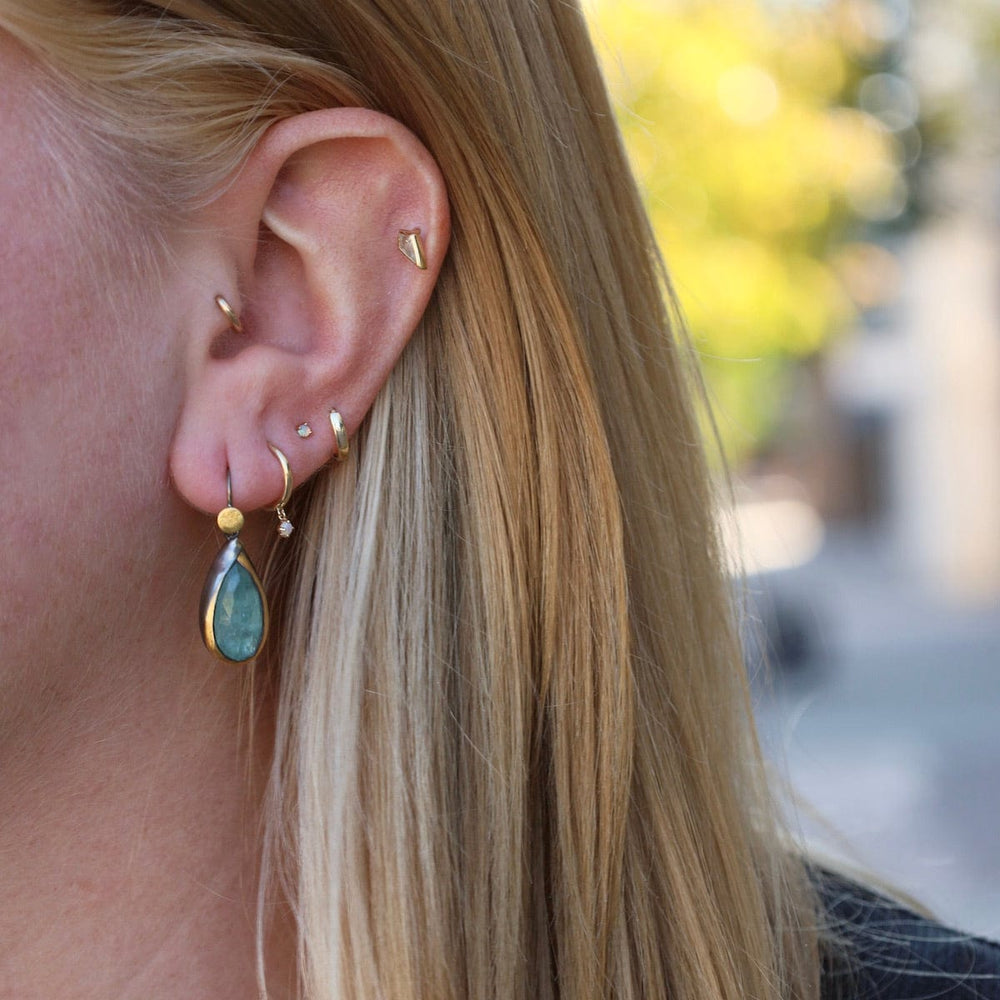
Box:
[329,409,349,462]
[214,294,244,334]
[268,443,295,538]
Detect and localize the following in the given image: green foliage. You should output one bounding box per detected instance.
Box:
[586,0,903,461]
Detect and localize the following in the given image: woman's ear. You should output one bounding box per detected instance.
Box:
[169,108,450,514]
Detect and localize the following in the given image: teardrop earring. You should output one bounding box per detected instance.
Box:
[200,471,269,663]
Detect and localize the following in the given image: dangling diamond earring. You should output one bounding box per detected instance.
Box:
[200,471,269,663]
[268,443,295,539]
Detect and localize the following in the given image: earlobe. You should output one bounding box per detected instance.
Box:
[169,108,450,516]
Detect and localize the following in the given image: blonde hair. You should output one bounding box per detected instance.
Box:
[0,2,819,998]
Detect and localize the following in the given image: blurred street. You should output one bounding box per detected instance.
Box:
[752,527,1000,939]
[588,0,1000,942]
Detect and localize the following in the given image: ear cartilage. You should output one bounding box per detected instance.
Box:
[397,228,427,270]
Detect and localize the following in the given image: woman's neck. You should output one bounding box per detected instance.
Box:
[0,633,292,999]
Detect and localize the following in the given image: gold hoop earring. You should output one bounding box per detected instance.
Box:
[214,294,244,333]
[329,409,349,462]
[268,443,295,538]
[200,471,269,663]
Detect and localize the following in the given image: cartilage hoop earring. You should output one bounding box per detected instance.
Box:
[200,471,269,663]
[214,294,244,333]
[268,443,295,538]
[329,409,349,462]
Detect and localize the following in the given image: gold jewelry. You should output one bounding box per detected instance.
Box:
[214,294,244,333]
[329,409,349,462]
[268,443,295,538]
[397,228,427,270]
[296,422,313,439]
[200,471,269,663]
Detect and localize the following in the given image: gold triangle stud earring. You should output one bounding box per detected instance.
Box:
[200,470,269,663]
[397,228,427,270]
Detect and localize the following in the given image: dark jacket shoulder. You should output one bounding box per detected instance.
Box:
[817,871,1000,1000]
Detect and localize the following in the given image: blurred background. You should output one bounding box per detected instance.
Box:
[585,0,1000,935]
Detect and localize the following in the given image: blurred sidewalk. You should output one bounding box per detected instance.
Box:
[750,526,1000,938]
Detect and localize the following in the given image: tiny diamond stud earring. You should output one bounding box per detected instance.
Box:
[296,422,313,439]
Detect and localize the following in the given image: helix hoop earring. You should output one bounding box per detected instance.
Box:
[329,409,349,462]
[214,294,244,333]
[268,443,295,538]
[200,470,269,663]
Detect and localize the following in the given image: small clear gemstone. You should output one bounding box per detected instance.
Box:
[278,519,294,538]
[296,423,312,439]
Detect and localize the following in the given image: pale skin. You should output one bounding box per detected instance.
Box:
[0,31,449,999]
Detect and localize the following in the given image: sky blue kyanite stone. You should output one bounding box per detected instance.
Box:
[213,560,264,661]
